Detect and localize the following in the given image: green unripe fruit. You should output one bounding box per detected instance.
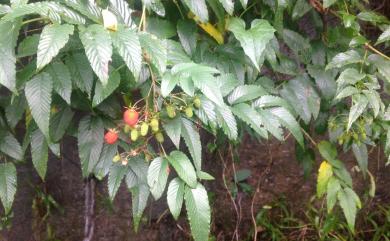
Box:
[140,122,149,136]
[185,106,193,118]
[131,129,139,141]
[193,97,201,108]
[150,118,159,132]
[155,132,164,143]
[124,124,131,133]
[166,105,176,118]
[113,154,121,163]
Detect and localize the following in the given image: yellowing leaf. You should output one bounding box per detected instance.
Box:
[317,161,333,198]
[189,13,224,44]
[102,9,118,32]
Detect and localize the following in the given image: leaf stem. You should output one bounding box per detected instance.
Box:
[22,17,45,26]
[138,4,146,32]
[364,43,390,61]
[300,127,317,146]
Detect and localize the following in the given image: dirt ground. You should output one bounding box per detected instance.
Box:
[0,133,389,241]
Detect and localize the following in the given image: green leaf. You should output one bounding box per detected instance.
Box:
[109,0,134,27]
[50,107,74,142]
[167,177,185,220]
[368,54,390,83]
[280,75,321,124]
[376,25,390,45]
[161,72,179,97]
[163,116,182,149]
[317,161,333,197]
[5,94,26,129]
[182,0,208,22]
[111,26,142,79]
[257,108,283,140]
[252,95,294,114]
[363,90,381,117]
[108,164,127,200]
[231,103,267,138]
[130,184,150,231]
[147,157,169,200]
[128,157,148,184]
[317,141,337,161]
[239,0,247,8]
[338,187,360,232]
[30,129,49,180]
[167,151,197,188]
[326,177,340,213]
[65,52,93,96]
[166,39,191,65]
[37,24,74,70]
[227,85,267,104]
[323,0,337,8]
[146,17,176,39]
[184,183,211,241]
[92,70,120,107]
[228,18,275,71]
[336,68,365,90]
[215,105,237,140]
[357,11,388,24]
[197,171,215,180]
[78,116,104,177]
[352,143,368,176]
[181,118,202,171]
[326,50,362,70]
[215,73,239,97]
[0,163,17,214]
[25,72,53,140]
[193,73,225,107]
[17,34,39,58]
[80,24,112,85]
[270,107,304,147]
[307,65,337,100]
[218,0,234,15]
[62,0,101,22]
[46,61,72,104]
[292,0,312,20]
[282,29,312,63]
[177,20,197,55]
[139,32,167,74]
[347,95,368,130]
[142,0,165,16]
[0,131,23,160]
[94,144,117,180]
[335,86,359,100]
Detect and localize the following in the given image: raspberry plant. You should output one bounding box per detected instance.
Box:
[0,0,389,240]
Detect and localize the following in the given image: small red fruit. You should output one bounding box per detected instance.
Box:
[123,109,139,126]
[104,129,118,144]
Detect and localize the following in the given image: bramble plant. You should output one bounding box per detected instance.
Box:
[0,0,389,240]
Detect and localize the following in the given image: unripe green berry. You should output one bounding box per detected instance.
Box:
[140,122,149,136]
[150,118,159,132]
[131,129,139,141]
[193,97,201,109]
[113,154,121,163]
[155,132,164,143]
[124,124,131,133]
[166,105,176,118]
[185,106,193,118]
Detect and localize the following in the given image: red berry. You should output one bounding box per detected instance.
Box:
[104,130,118,144]
[123,109,139,126]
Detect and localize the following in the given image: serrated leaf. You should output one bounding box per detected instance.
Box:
[30,129,48,180]
[270,107,304,147]
[0,131,23,160]
[142,0,165,16]
[17,34,39,58]
[139,32,166,74]
[376,26,390,44]
[46,61,72,104]
[335,86,359,100]
[218,0,234,15]
[368,54,390,83]
[108,164,127,200]
[283,29,312,63]
[215,73,239,97]
[161,72,179,97]
[163,116,182,149]
[307,65,337,100]
[326,177,340,213]
[352,143,368,176]
[239,0,247,8]
[231,103,267,138]
[167,177,185,220]
[111,26,141,79]
[126,168,138,189]
[167,151,197,188]
[5,94,26,129]
[228,18,275,71]
[181,118,202,171]
[0,163,17,214]
[363,90,381,117]
[326,50,362,70]
[109,0,134,28]
[147,157,169,200]
[80,24,112,85]
[25,72,53,140]
[257,108,283,140]
[49,107,74,142]
[228,85,267,105]
[177,20,197,55]
[166,39,191,65]
[147,17,176,39]
[197,171,215,180]
[92,70,120,107]
[37,24,74,70]
[317,141,337,161]
[215,105,237,140]
[78,116,104,177]
[252,95,294,114]
[94,143,117,180]
[65,52,93,96]
[317,161,333,197]
[128,157,149,184]
[62,0,101,22]
[182,0,208,22]
[336,68,365,90]
[348,95,368,130]
[130,184,150,231]
[292,0,312,20]
[338,187,360,232]
[193,75,225,107]
[184,183,211,241]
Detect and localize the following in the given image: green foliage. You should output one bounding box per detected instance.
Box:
[0,0,389,239]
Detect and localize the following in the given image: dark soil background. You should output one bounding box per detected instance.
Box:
[0,133,389,241]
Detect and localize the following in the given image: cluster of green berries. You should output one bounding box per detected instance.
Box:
[166,96,201,119]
